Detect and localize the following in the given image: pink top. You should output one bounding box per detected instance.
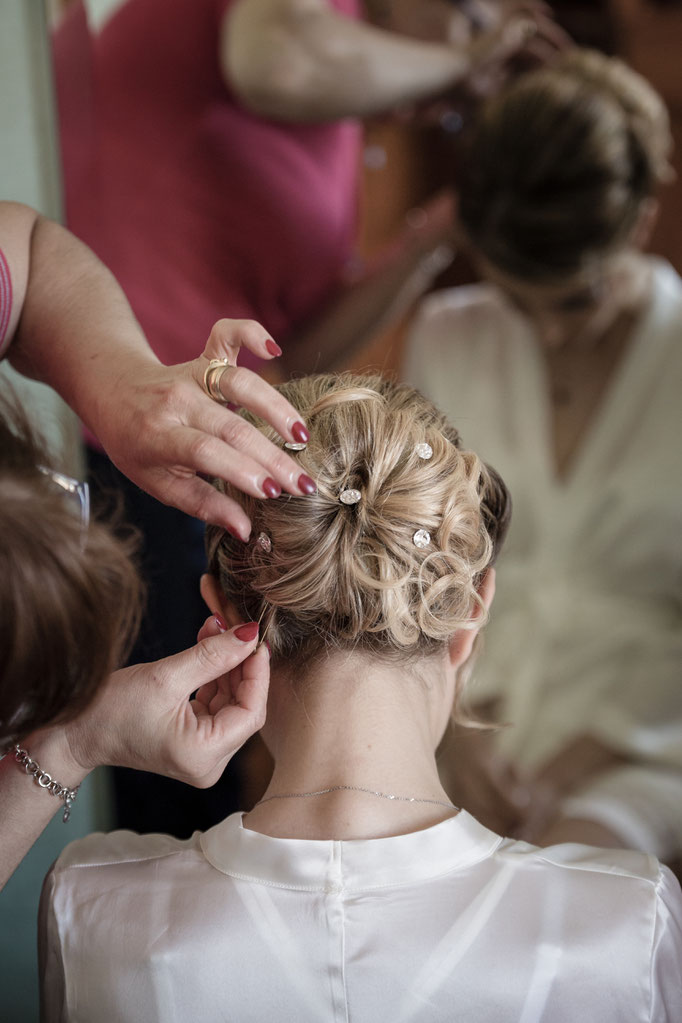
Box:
[0,246,12,358]
[53,0,362,373]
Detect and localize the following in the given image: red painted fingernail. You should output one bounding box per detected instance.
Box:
[262,477,282,499]
[265,338,282,357]
[234,621,259,642]
[226,525,246,542]
[264,641,271,657]
[291,421,310,444]
[214,614,227,632]
[298,473,317,495]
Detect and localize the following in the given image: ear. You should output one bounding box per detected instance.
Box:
[199,573,242,628]
[447,568,496,668]
[629,197,659,250]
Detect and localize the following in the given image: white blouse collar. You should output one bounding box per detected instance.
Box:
[199,811,502,892]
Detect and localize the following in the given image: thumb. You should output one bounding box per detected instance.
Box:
[211,644,270,743]
[161,624,260,699]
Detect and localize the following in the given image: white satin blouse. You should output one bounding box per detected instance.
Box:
[404,258,682,858]
[40,811,682,1021]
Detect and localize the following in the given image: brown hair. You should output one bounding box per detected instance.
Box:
[0,392,143,747]
[458,49,673,281]
[206,374,510,671]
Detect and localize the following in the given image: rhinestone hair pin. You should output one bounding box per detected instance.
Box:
[256,532,272,552]
[412,529,431,549]
[415,442,433,460]
[284,441,307,451]
[339,488,362,505]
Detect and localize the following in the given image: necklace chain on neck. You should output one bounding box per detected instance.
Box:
[255,784,458,811]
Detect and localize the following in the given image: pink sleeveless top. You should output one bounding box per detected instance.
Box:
[53,0,362,378]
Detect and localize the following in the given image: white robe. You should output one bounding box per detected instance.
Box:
[39,812,682,1022]
[405,259,682,855]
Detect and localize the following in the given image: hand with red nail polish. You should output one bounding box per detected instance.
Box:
[142,317,317,534]
[95,315,313,544]
[64,619,269,790]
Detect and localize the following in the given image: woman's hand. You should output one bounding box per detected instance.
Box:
[391,2,570,129]
[92,319,316,541]
[0,619,268,889]
[463,2,570,99]
[2,208,313,539]
[63,617,269,788]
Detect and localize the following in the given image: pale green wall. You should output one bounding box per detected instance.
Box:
[0,4,110,1019]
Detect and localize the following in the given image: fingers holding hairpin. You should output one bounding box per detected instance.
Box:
[161,416,314,517]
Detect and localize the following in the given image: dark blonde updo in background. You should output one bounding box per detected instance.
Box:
[458,48,674,282]
[206,374,510,669]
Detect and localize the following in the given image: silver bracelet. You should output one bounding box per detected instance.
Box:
[12,744,80,822]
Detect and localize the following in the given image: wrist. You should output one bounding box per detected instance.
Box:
[18,726,92,788]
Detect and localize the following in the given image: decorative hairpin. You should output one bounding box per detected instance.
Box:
[256,532,272,552]
[284,441,307,451]
[412,529,431,549]
[415,442,433,460]
[339,488,362,505]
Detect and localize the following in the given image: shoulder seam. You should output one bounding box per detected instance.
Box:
[55,846,192,872]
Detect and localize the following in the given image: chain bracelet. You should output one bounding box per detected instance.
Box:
[12,744,80,823]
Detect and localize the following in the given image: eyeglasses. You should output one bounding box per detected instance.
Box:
[37,465,90,546]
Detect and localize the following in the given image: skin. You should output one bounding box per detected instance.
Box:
[0,617,269,892]
[1,201,314,541]
[222,0,563,124]
[199,570,495,841]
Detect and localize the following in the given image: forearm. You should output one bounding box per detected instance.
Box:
[10,212,159,437]
[224,0,472,121]
[0,730,89,892]
[284,236,453,374]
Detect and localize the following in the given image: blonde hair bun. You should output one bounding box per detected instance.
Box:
[206,374,510,667]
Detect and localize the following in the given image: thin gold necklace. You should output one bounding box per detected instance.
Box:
[255,784,458,811]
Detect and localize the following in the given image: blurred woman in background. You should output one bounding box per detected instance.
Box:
[405,49,682,861]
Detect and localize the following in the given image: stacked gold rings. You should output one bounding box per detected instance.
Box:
[203,358,235,403]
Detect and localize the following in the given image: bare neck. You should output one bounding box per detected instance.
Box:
[244,652,457,840]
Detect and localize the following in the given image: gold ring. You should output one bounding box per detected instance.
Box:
[202,358,235,403]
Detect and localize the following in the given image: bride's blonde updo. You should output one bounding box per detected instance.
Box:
[206,374,510,668]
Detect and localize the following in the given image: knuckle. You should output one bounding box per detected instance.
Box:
[195,638,227,675]
[192,491,217,523]
[220,415,252,450]
[150,379,180,417]
[186,430,215,466]
[209,317,233,339]
[184,765,208,787]
[269,449,297,479]
[227,365,256,397]
[239,318,262,339]
[193,773,215,790]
